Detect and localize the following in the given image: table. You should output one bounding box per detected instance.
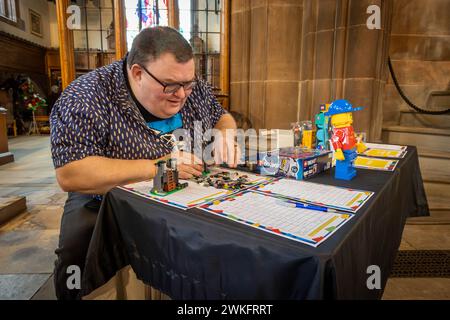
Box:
[81,146,429,299]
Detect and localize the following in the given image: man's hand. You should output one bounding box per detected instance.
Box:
[171,151,204,179]
[213,113,239,168]
[213,129,241,168]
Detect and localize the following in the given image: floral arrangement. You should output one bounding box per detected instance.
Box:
[18,78,47,112]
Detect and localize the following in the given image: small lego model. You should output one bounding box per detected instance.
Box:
[203,162,210,176]
[291,122,303,147]
[151,159,188,196]
[300,121,316,149]
[325,99,367,181]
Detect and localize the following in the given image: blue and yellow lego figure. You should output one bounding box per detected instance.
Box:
[325,100,367,180]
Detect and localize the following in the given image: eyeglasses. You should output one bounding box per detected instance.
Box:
[139,64,197,94]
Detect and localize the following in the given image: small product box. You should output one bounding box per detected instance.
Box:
[278,147,333,180]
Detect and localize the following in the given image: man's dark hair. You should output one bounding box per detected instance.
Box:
[127,26,193,68]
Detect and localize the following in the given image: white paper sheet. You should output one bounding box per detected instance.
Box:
[199,191,353,247]
[251,178,374,213]
[120,167,273,210]
[120,180,233,210]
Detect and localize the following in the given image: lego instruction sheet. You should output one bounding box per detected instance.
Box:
[120,167,273,210]
[251,178,374,213]
[199,190,353,247]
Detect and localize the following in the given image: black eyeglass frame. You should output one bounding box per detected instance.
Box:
[138,64,197,94]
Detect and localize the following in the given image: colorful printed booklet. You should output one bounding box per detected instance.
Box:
[354,156,399,171]
[362,143,408,159]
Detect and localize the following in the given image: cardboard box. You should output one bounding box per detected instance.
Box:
[253,147,332,179]
[278,147,332,180]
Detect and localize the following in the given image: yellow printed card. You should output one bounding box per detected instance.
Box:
[354,156,399,171]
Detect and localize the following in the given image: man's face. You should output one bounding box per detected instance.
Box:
[132,53,195,119]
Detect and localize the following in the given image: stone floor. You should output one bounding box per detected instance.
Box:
[0,136,65,300]
[0,136,449,300]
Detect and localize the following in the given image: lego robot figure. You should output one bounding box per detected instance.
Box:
[315,104,331,150]
[325,100,367,180]
[151,159,188,195]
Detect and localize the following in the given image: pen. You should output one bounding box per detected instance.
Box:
[278,200,336,213]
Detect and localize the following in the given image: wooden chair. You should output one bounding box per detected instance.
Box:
[34,115,50,134]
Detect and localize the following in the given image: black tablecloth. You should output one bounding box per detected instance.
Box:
[81,146,429,299]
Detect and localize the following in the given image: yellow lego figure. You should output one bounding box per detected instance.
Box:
[325,100,367,180]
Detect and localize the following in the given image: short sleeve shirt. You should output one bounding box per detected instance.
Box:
[50,58,227,169]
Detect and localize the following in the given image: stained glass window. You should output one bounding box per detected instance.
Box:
[125,0,169,51]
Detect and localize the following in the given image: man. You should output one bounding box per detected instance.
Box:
[50,26,237,299]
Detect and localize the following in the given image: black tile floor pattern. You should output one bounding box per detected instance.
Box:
[390,250,450,278]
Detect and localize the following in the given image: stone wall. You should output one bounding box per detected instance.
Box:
[383,0,450,124]
[230,0,393,141]
[230,0,303,130]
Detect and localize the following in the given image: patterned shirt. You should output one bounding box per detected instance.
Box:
[50,58,226,169]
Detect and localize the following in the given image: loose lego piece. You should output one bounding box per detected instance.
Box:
[202,162,210,175]
[151,159,189,196]
[325,99,367,181]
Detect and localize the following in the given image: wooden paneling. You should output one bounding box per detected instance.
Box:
[0,32,46,75]
[0,32,48,93]
[0,111,8,154]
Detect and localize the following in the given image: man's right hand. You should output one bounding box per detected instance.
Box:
[171,151,204,179]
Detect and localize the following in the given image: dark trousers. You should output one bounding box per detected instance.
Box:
[54,192,101,300]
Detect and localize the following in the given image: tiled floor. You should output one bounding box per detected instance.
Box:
[0,136,449,300]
